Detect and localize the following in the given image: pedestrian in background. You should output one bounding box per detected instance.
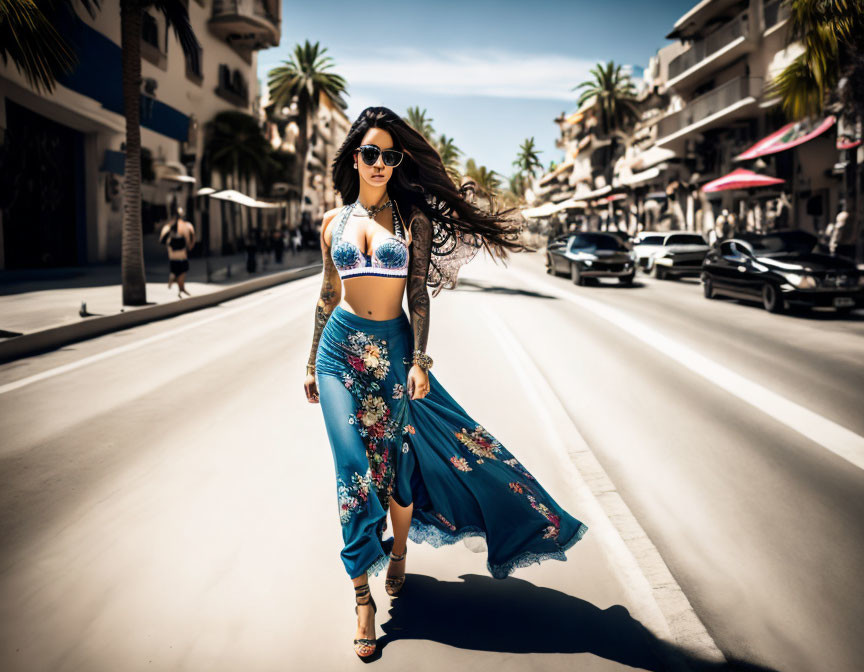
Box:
[827,210,854,258]
[159,206,195,298]
[259,228,271,263]
[273,228,286,264]
[244,230,258,273]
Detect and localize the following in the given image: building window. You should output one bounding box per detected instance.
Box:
[142,12,159,50]
[215,64,249,107]
[186,43,203,85]
[141,11,167,69]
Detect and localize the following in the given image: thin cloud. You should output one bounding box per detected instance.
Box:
[337,48,598,101]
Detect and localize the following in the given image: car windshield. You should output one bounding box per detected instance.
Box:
[745,231,817,255]
[665,234,706,246]
[639,235,665,245]
[570,233,627,252]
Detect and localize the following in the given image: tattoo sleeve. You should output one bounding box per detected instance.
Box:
[407,208,432,357]
[308,223,341,369]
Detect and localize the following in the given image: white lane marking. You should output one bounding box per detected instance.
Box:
[510,266,864,473]
[0,279,315,396]
[482,304,726,664]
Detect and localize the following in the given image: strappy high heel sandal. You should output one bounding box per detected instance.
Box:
[353,582,377,658]
[385,547,407,597]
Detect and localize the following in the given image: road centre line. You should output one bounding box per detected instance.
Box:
[0,280,313,396]
[482,304,725,665]
[509,266,864,472]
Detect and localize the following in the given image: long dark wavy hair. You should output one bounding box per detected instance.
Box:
[331,107,534,270]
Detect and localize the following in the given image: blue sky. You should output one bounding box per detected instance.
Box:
[258,0,695,178]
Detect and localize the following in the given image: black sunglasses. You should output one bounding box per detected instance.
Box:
[356,144,404,167]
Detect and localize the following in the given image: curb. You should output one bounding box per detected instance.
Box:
[0,263,322,364]
[484,274,728,669]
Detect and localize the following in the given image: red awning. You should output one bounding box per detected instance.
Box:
[702,168,785,193]
[735,116,836,161]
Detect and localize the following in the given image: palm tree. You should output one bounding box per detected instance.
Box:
[770,0,863,120]
[573,60,639,189]
[496,172,528,209]
[404,106,435,141]
[206,111,273,184]
[572,61,639,139]
[512,137,543,179]
[119,0,199,305]
[464,158,501,205]
[508,172,529,201]
[0,0,100,93]
[434,133,463,185]
[267,40,348,216]
[204,111,275,251]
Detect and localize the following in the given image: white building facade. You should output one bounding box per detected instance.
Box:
[0,0,281,270]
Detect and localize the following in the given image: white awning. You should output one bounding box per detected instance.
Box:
[614,146,676,177]
[633,146,676,170]
[209,189,284,209]
[521,202,559,218]
[620,166,661,187]
[551,198,588,212]
[572,184,612,201]
[538,159,574,186]
[155,160,196,184]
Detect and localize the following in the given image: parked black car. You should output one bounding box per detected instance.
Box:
[547,232,636,285]
[701,230,863,314]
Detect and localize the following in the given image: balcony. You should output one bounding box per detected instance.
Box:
[668,0,745,40]
[762,0,791,32]
[209,0,280,50]
[656,76,763,149]
[667,10,754,91]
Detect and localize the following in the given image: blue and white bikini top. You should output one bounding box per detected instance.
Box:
[331,201,409,280]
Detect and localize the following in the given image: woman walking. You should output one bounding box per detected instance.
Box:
[159,206,195,297]
[303,107,589,659]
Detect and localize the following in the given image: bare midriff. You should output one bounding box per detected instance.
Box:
[339,278,407,320]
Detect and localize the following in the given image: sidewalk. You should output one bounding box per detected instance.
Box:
[0,248,322,362]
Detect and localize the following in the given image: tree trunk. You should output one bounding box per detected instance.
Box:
[296,108,308,215]
[852,128,862,262]
[119,0,146,305]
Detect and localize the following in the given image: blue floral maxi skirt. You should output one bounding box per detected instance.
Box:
[315,305,589,580]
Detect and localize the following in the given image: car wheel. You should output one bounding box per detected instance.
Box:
[703,277,717,299]
[546,255,555,275]
[618,273,634,286]
[652,263,665,280]
[761,283,785,313]
[570,263,583,286]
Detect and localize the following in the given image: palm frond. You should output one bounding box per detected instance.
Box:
[148,0,201,72]
[0,0,92,93]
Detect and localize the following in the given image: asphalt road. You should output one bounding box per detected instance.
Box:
[0,250,862,672]
[487,252,864,672]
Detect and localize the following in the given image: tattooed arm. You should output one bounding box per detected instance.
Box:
[306,209,342,378]
[406,207,433,399]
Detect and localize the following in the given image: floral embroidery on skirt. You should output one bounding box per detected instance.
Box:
[315,305,588,581]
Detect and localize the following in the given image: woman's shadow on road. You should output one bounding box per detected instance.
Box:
[376,573,778,671]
